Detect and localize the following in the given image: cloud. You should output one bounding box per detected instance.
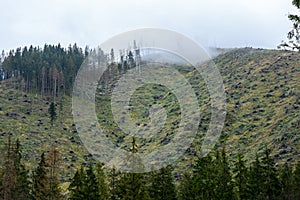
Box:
[0,0,295,51]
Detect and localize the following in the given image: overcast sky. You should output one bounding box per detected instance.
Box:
[0,0,297,52]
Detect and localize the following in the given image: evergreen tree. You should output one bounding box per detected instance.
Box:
[48,102,57,125]
[118,137,151,200]
[192,154,215,199]
[261,148,280,200]
[248,154,264,200]
[177,172,195,200]
[13,139,31,200]
[292,163,300,199]
[84,164,100,200]
[68,166,85,200]
[47,147,62,200]
[48,102,57,149]
[0,136,17,200]
[32,153,50,200]
[213,148,234,200]
[279,163,293,200]
[108,167,121,200]
[233,152,250,200]
[0,137,31,200]
[149,165,177,200]
[95,162,109,200]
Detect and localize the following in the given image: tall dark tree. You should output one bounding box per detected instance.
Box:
[108,167,121,200]
[214,148,234,200]
[149,165,177,200]
[118,138,151,200]
[48,102,57,125]
[192,154,215,199]
[292,163,300,199]
[95,162,109,200]
[248,154,265,200]
[261,148,280,200]
[279,163,293,200]
[47,147,62,200]
[68,166,85,200]
[32,153,50,200]
[84,164,101,200]
[233,152,250,200]
[177,172,195,200]
[48,102,57,148]
[0,137,31,200]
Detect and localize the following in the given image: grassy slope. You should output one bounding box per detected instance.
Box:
[0,47,299,183]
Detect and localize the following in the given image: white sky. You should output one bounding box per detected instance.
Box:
[0,0,297,51]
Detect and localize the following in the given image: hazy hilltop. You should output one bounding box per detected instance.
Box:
[0,47,299,182]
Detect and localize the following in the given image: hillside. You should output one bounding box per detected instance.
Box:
[0,47,299,182]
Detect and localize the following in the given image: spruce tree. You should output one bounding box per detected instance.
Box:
[248,154,264,200]
[214,148,234,200]
[279,163,293,200]
[108,167,121,200]
[13,139,31,200]
[95,162,109,200]
[0,137,31,200]
[84,164,100,199]
[177,172,195,200]
[32,153,50,200]
[48,102,56,147]
[193,153,215,199]
[149,165,177,200]
[292,163,300,199]
[68,166,85,200]
[118,137,150,200]
[261,148,280,200]
[233,152,250,200]
[47,147,62,200]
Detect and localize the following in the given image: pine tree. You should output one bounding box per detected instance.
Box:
[149,165,177,200]
[0,137,31,200]
[47,147,62,200]
[193,153,215,199]
[84,164,100,199]
[0,136,17,200]
[108,167,121,200]
[13,139,31,200]
[292,163,300,199]
[119,172,150,200]
[279,163,293,200]
[261,148,280,200]
[32,153,50,200]
[68,166,85,200]
[48,102,57,148]
[177,172,195,200]
[95,162,109,200]
[248,154,264,200]
[214,148,234,200]
[233,152,250,200]
[118,137,151,200]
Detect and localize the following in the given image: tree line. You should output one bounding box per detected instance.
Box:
[0,137,299,200]
[0,43,140,98]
